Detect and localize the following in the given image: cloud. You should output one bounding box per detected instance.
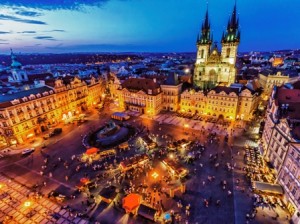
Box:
[0,31,11,34]
[24,43,42,47]
[0,42,9,45]
[0,39,8,41]
[0,14,47,25]
[18,31,37,34]
[34,36,57,41]
[0,0,111,11]
[44,29,66,33]
[15,10,43,17]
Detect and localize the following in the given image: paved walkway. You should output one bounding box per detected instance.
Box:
[0,173,88,224]
[141,112,245,138]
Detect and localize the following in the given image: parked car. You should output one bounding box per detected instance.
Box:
[22,148,35,155]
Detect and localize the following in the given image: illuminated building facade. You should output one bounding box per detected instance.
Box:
[179,86,259,121]
[193,4,240,89]
[161,73,183,112]
[180,90,206,114]
[259,69,299,100]
[262,82,300,221]
[0,76,105,146]
[117,78,162,116]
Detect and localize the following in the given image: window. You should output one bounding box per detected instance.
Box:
[292,186,297,195]
[226,48,230,58]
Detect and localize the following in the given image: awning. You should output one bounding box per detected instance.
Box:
[86,147,98,155]
[252,181,283,194]
[123,193,141,213]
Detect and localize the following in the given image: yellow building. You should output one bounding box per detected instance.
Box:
[0,76,105,146]
[117,78,162,116]
[206,86,239,120]
[259,69,299,100]
[178,86,260,121]
[180,90,206,114]
[237,88,260,121]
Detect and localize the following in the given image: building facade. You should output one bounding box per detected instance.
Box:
[262,83,300,222]
[117,78,163,116]
[259,69,299,100]
[193,4,240,89]
[180,90,206,114]
[161,73,183,112]
[178,86,259,121]
[0,76,105,146]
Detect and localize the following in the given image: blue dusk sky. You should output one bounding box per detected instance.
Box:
[0,0,298,53]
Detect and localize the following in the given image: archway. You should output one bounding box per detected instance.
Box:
[218,114,224,121]
[209,69,217,83]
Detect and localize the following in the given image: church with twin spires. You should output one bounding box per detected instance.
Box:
[193,3,240,90]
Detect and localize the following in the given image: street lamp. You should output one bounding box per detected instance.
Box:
[24,201,32,207]
[152,172,159,179]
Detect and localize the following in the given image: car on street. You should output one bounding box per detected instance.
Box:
[21,148,35,155]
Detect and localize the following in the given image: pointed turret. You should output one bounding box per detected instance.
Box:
[222,2,240,44]
[197,7,213,45]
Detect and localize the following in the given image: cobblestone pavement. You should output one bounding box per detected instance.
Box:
[0,174,89,224]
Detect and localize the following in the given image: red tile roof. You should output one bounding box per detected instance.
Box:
[121,78,161,94]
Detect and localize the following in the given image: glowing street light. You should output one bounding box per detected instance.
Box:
[152,172,159,179]
[24,201,32,207]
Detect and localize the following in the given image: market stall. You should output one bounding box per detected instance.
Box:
[122,193,141,214]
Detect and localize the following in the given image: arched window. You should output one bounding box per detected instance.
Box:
[226,48,230,58]
[201,49,204,58]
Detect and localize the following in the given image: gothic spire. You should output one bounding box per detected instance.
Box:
[222,2,240,44]
[197,7,212,45]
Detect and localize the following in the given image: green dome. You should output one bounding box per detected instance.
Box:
[11,61,22,68]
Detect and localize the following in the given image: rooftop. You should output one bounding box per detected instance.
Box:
[0,86,54,108]
[121,78,161,94]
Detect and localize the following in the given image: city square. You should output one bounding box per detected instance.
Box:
[0,100,292,223]
[0,0,300,224]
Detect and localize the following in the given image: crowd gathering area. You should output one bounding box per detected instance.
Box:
[0,112,292,224]
[243,146,290,222]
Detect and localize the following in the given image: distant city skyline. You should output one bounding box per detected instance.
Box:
[0,0,299,53]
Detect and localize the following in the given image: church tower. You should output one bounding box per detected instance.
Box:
[9,49,28,83]
[196,8,213,64]
[221,3,241,65]
[193,8,213,88]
